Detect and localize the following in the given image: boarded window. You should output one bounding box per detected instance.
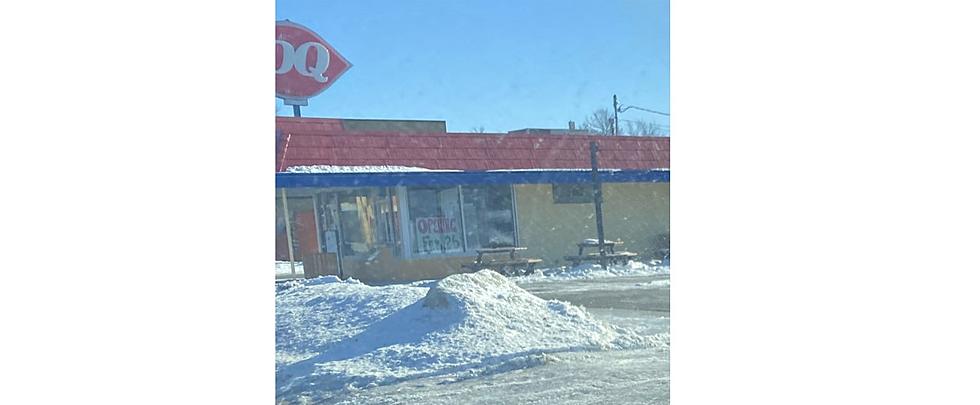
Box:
[552,184,593,204]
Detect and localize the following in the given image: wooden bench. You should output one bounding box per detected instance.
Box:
[564,240,637,266]
[461,247,543,276]
[575,240,622,255]
[563,252,638,266]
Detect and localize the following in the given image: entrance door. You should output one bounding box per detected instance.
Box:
[336,190,378,258]
[315,189,390,278]
[314,192,343,275]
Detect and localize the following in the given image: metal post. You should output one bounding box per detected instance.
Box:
[335,193,345,279]
[280,188,297,276]
[590,142,608,270]
[457,186,468,250]
[613,94,619,136]
[292,104,301,117]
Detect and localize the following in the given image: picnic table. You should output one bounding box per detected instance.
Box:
[564,239,638,266]
[461,246,543,276]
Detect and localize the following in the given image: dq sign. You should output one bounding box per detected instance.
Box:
[276,20,351,104]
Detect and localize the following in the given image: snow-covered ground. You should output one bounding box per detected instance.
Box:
[276,262,670,404]
[515,260,669,283]
[275,261,304,280]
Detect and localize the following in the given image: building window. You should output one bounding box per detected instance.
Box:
[552,184,593,204]
[462,185,516,248]
[337,194,375,255]
[374,189,398,245]
[407,186,464,255]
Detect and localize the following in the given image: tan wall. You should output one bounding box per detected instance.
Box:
[340,247,478,284]
[284,182,668,284]
[515,182,669,266]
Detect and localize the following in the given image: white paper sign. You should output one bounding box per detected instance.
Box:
[323,230,338,253]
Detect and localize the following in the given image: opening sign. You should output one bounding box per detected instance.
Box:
[276,20,351,105]
[415,217,463,254]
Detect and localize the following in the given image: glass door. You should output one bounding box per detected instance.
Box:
[314,192,340,254]
[336,189,377,258]
[313,192,345,277]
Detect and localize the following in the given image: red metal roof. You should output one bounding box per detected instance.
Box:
[276,117,669,172]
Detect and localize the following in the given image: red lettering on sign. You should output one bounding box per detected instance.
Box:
[415,217,459,235]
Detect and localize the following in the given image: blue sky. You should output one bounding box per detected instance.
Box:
[276,0,669,133]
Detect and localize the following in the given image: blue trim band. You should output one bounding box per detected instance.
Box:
[276,170,669,188]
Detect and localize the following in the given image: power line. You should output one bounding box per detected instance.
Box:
[620,118,668,125]
[612,94,669,136]
[618,105,670,117]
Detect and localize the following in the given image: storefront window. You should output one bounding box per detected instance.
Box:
[374,191,394,245]
[337,193,375,255]
[387,191,402,255]
[407,186,464,255]
[462,185,516,248]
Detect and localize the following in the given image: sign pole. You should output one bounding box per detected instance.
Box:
[292,104,301,117]
[590,142,608,270]
[281,188,297,276]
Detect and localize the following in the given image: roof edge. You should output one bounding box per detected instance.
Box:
[276,169,670,188]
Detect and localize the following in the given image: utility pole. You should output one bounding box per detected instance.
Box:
[612,94,619,136]
[614,96,671,136]
[590,142,608,270]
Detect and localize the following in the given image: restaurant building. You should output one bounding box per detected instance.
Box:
[276,116,669,284]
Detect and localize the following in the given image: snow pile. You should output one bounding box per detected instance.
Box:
[582,238,619,244]
[276,270,664,402]
[637,279,671,287]
[516,260,670,282]
[284,165,461,173]
[275,261,304,277]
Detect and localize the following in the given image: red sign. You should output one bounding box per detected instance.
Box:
[276,20,351,104]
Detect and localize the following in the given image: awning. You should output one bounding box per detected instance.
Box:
[276,169,669,188]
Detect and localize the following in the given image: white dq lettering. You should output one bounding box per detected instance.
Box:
[276,40,330,83]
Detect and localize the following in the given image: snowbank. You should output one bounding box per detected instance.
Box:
[516,260,670,283]
[275,261,304,277]
[276,270,665,402]
[582,238,619,244]
[637,279,671,287]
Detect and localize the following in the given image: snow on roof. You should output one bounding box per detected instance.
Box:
[284,166,670,174]
[487,168,621,172]
[285,165,423,173]
[285,165,462,173]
